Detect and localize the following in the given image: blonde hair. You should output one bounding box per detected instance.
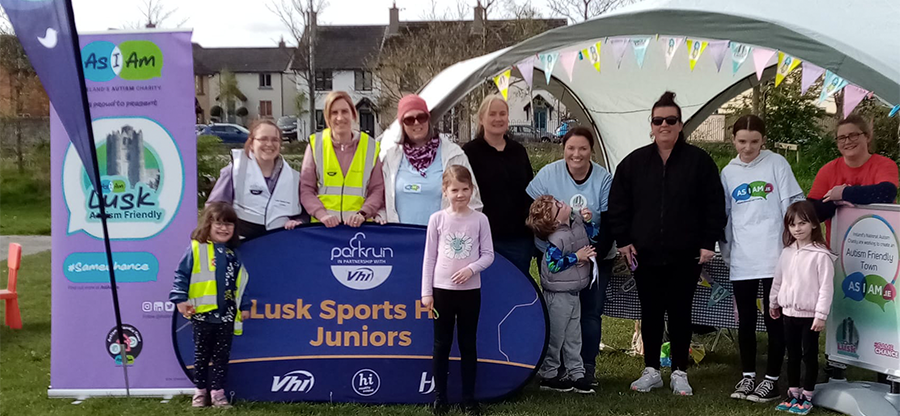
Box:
[441,165,473,190]
[475,94,509,138]
[526,195,559,240]
[243,119,282,155]
[324,91,358,129]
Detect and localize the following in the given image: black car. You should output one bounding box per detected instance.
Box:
[277,116,299,141]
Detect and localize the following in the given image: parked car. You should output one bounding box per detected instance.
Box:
[276,116,299,141]
[552,120,577,143]
[199,123,250,144]
[195,124,207,136]
[508,124,550,143]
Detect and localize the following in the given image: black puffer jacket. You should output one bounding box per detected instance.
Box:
[609,138,726,266]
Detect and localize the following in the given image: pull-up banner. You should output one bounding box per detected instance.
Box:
[174,225,548,403]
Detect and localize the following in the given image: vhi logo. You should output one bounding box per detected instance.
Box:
[271,370,315,393]
[82,40,163,82]
[330,233,394,290]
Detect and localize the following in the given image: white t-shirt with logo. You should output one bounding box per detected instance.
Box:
[721,150,804,281]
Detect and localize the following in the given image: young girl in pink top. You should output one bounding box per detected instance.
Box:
[769,200,836,415]
[421,165,494,415]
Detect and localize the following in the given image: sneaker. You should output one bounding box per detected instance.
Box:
[432,395,450,416]
[210,389,231,409]
[776,397,799,412]
[191,388,208,408]
[540,377,574,392]
[572,377,595,394]
[671,370,693,396]
[462,401,482,416]
[747,379,781,402]
[730,376,755,400]
[630,367,663,393]
[788,396,813,415]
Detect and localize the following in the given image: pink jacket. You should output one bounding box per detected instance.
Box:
[770,243,837,321]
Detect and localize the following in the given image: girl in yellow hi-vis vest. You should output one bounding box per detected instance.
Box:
[169,202,250,408]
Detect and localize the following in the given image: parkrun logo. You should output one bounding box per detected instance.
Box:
[82,40,163,82]
[330,233,394,290]
[271,370,315,393]
[732,181,774,202]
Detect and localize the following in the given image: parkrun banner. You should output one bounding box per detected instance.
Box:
[50,31,196,395]
[173,225,548,404]
[827,204,900,377]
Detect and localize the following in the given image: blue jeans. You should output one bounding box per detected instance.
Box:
[580,258,613,376]
[494,237,535,278]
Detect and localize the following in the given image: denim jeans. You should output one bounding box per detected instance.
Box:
[494,237,535,278]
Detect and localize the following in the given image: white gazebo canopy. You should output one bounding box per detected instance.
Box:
[380,0,899,170]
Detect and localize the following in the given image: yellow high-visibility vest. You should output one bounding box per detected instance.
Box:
[188,240,249,335]
[309,129,380,222]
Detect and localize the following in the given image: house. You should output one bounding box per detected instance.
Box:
[193,40,298,125]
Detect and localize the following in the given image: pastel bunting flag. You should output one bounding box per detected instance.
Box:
[631,37,651,68]
[842,84,869,116]
[515,56,536,89]
[493,69,511,100]
[818,70,848,104]
[560,50,578,82]
[800,62,825,95]
[890,105,900,118]
[686,39,708,71]
[539,52,559,85]
[662,37,684,69]
[582,42,602,72]
[752,47,776,81]
[774,52,802,87]
[609,38,629,68]
[707,40,729,72]
[730,42,751,74]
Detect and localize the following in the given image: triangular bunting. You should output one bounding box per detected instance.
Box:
[730,42,751,74]
[662,37,684,69]
[890,105,900,118]
[515,56,536,89]
[686,39,708,71]
[631,37,652,68]
[707,40,729,72]
[609,38,629,68]
[818,70,848,104]
[582,42,602,72]
[801,62,825,95]
[560,50,578,82]
[539,52,559,85]
[752,47,776,81]
[493,69,512,100]
[843,84,869,116]
[775,52,802,87]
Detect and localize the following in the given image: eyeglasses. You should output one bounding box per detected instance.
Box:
[212,221,235,229]
[651,116,680,126]
[836,132,865,144]
[402,113,430,126]
[255,137,280,144]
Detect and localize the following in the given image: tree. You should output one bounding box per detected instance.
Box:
[127,0,188,29]
[0,34,36,173]
[216,70,245,124]
[546,0,632,23]
[294,91,309,117]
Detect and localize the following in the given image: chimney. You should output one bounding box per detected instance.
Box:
[472,1,484,35]
[388,2,399,36]
[278,37,286,48]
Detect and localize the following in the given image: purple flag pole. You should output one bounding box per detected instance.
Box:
[60,0,131,395]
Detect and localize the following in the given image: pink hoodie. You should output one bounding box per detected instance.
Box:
[770,242,837,321]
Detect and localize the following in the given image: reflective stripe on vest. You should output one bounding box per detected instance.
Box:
[309,130,380,222]
[188,240,249,336]
[233,267,247,335]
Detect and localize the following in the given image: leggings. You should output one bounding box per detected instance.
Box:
[193,320,234,390]
[634,263,699,372]
[432,288,481,402]
[784,316,820,391]
[733,278,785,376]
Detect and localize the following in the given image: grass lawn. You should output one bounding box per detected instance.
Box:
[0,168,51,236]
[1,252,869,416]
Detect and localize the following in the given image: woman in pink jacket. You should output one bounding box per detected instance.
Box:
[769,200,836,415]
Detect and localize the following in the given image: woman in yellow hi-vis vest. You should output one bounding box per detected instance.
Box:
[300,91,386,227]
[169,203,250,408]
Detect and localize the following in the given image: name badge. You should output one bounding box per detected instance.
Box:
[403,184,422,194]
[249,187,264,196]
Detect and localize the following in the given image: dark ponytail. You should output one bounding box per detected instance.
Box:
[732,114,766,138]
[652,91,685,142]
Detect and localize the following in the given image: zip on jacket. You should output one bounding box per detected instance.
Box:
[770,242,837,321]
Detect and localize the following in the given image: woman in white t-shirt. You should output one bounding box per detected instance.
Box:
[720,115,805,403]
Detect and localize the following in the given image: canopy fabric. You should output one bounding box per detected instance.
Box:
[380,0,899,170]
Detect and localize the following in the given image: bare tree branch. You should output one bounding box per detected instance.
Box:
[124,0,188,29]
[546,0,632,23]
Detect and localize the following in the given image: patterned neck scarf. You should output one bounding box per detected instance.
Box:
[402,134,440,177]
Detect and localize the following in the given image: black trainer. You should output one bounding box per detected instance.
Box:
[463,401,482,416]
[432,393,450,416]
[572,377,596,394]
[747,378,780,403]
[539,377,574,392]
[730,376,755,400]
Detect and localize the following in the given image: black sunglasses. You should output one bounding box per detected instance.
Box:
[402,113,430,126]
[651,116,680,126]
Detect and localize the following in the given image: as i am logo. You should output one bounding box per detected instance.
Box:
[82,40,163,82]
[732,181,774,202]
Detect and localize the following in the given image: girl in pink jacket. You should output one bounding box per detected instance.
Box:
[769,200,836,415]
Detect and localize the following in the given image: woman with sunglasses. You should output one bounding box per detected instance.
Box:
[463,94,535,277]
[207,119,304,240]
[807,114,898,244]
[609,91,726,396]
[381,94,482,225]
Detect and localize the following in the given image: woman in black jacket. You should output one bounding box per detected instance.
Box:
[609,91,726,396]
